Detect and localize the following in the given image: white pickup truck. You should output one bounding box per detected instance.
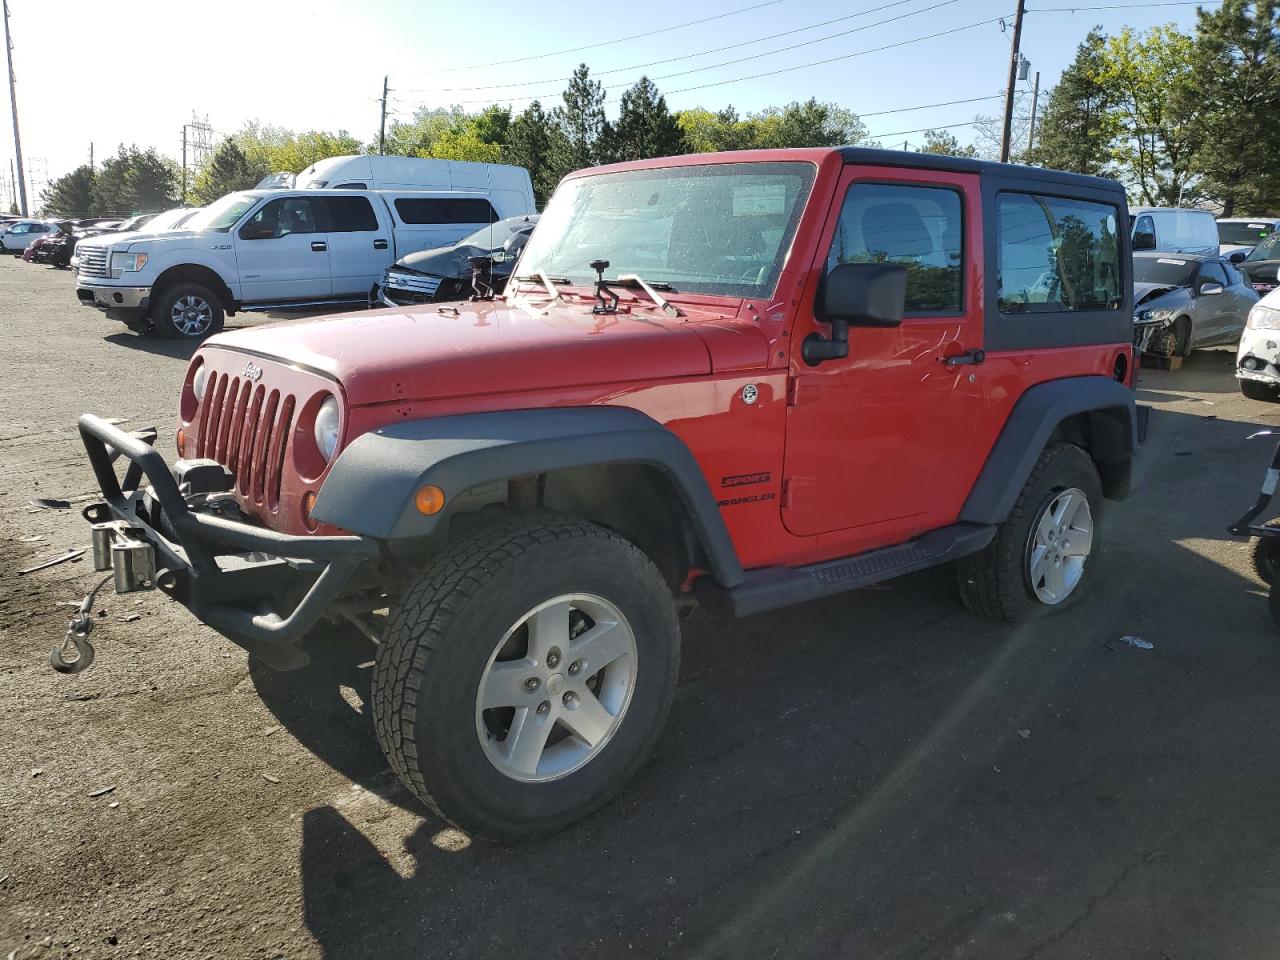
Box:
[74,185,535,338]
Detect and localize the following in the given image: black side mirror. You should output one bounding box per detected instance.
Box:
[804,262,907,365]
[1229,250,1247,264]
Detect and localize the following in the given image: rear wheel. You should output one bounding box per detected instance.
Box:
[1251,520,1280,585]
[957,443,1103,621]
[372,514,680,840]
[152,282,224,339]
[1241,379,1280,403]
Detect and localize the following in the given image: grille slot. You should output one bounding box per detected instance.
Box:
[76,246,108,279]
[195,368,296,510]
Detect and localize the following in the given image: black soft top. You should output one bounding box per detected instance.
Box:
[836,146,1124,198]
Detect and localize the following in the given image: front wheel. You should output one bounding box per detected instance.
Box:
[957,442,1103,621]
[151,281,224,339]
[372,514,680,840]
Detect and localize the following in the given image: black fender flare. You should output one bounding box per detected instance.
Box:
[311,406,745,587]
[959,376,1138,525]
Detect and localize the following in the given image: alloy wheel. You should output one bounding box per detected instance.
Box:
[1027,487,1093,604]
[170,294,213,337]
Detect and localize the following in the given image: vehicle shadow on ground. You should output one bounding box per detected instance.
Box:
[291,406,1280,959]
[103,331,203,361]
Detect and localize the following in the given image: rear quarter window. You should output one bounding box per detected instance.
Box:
[324,196,379,232]
[394,198,498,225]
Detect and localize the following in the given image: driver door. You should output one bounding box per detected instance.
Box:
[233,196,331,302]
[782,169,987,542]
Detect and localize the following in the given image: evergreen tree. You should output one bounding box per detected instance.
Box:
[609,76,686,162]
[41,164,95,216]
[192,141,268,205]
[91,145,178,216]
[549,64,608,179]
[507,101,562,204]
[1189,0,1280,215]
[1030,29,1116,175]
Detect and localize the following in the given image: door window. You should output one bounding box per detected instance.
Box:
[239,197,321,240]
[997,193,1122,313]
[1132,215,1156,251]
[323,196,379,232]
[394,197,498,225]
[1199,261,1228,287]
[825,182,964,314]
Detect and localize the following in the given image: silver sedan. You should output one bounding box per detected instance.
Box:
[1133,252,1259,357]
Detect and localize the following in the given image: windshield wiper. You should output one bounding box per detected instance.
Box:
[513,272,569,304]
[615,273,683,318]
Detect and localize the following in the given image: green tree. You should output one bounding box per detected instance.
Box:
[1094,24,1202,204]
[91,145,178,215]
[428,127,504,163]
[1189,0,1280,216]
[752,99,866,148]
[192,140,268,205]
[41,164,95,216]
[471,104,512,148]
[507,101,563,203]
[382,106,468,158]
[608,76,686,162]
[232,122,362,175]
[676,105,757,152]
[549,64,608,177]
[917,129,977,158]
[1030,29,1116,175]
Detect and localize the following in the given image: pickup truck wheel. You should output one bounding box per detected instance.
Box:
[152,282,224,339]
[957,442,1103,621]
[372,513,680,841]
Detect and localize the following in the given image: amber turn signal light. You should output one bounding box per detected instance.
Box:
[176,428,186,455]
[415,485,446,515]
[301,490,319,531]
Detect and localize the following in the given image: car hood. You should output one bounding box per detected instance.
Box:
[1134,282,1190,310]
[92,230,202,250]
[393,242,493,279]
[203,298,739,406]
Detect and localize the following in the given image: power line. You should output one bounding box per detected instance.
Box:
[413,0,787,74]
[396,4,997,110]
[860,93,1004,117]
[1027,0,1221,9]
[398,0,930,94]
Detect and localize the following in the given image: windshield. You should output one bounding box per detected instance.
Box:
[137,208,198,233]
[519,162,816,298]
[458,219,530,251]
[1247,232,1280,262]
[1134,256,1196,287]
[1219,221,1276,245]
[181,193,259,233]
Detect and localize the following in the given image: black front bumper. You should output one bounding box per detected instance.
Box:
[78,414,381,667]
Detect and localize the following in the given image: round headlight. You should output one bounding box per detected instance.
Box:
[192,363,208,402]
[314,396,341,462]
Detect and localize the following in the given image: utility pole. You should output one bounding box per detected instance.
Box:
[180,125,187,204]
[1026,70,1041,155]
[3,0,27,216]
[999,0,1026,164]
[89,141,94,173]
[378,75,389,155]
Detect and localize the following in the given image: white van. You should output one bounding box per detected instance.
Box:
[295,155,535,218]
[1131,207,1219,256]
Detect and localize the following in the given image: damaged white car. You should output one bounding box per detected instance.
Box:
[1132,252,1258,357]
[1237,289,1280,401]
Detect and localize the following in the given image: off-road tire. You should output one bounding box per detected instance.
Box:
[151,281,224,340]
[957,442,1103,622]
[1251,519,1280,585]
[372,513,680,841]
[1241,379,1280,403]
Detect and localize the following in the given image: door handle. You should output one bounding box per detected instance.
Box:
[311,241,327,252]
[373,239,388,250]
[942,349,986,367]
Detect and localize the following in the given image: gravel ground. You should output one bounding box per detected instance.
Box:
[4,255,1280,959]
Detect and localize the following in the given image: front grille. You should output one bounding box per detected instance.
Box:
[196,372,296,512]
[77,245,108,279]
[385,269,443,298]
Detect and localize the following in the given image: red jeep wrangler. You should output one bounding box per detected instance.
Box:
[73,148,1140,839]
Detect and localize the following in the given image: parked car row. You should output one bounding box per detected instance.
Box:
[72,155,537,338]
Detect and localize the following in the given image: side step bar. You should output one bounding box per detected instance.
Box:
[697,522,995,618]
[238,297,371,313]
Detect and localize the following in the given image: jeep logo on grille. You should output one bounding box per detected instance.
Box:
[243,362,263,382]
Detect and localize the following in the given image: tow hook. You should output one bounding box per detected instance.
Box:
[49,574,112,674]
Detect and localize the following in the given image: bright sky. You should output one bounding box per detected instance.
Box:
[1,0,1214,206]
